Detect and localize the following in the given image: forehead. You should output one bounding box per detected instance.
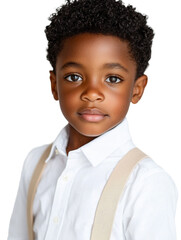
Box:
[56,33,136,74]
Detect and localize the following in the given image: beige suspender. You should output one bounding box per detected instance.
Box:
[27,144,52,240]
[27,145,148,240]
[90,147,148,240]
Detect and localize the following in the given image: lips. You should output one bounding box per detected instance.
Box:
[78,108,108,116]
[78,108,108,122]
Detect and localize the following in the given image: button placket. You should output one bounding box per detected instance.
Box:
[45,172,72,239]
[45,157,84,240]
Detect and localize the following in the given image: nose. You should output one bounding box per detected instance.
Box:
[80,83,105,102]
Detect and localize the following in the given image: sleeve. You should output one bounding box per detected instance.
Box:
[7,147,41,240]
[124,170,178,240]
[7,158,29,240]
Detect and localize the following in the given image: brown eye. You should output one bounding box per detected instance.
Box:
[64,74,82,82]
[106,76,123,84]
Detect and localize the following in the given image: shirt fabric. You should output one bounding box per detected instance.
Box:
[8,118,178,240]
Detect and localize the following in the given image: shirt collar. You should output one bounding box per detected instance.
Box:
[80,117,133,166]
[45,117,133,166]
[45,124,69,163]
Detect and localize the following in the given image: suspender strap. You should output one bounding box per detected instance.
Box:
[27,144,52,240]
[90,147,148,240]
[27,146,148,240]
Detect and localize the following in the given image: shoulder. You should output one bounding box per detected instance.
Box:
[122,152,178,238]
[135,155,175,182]
[20,144,51,192]
[24,144,50,169]
[126,154,178,204]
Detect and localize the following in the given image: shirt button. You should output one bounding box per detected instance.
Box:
[62,175,69,182]
[55,148,59,155]
[53,216,59,224]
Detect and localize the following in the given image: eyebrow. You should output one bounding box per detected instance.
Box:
[60,61,128,73]
[103,63,128,73]
[61,62,81,70]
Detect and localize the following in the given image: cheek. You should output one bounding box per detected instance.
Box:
[106,90,132,120]
[107,86,132,108]
[111,95,130,114]
[59,89,79,115]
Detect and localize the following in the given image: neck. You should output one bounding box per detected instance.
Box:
[66,124,97,155]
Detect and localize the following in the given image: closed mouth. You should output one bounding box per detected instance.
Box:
[78,108,108,116]
[77,108,109,122]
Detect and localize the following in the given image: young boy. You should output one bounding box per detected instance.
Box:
[8,0,178,239]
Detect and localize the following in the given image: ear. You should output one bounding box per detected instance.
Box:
[131,75,148,104]
[49,70,58,100]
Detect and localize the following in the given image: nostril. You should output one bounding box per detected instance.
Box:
[80,89,104,102]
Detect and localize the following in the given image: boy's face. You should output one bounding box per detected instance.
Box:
[50,33,147,138]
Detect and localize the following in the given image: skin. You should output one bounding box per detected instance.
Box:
[50,33,147,155]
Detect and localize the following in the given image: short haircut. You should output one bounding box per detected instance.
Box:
[45,0,154,79]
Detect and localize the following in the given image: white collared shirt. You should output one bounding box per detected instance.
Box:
[8,118,178,240]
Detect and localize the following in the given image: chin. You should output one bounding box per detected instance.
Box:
[74,126,103,137]
[78,126,112,137]
[79,130,103,138]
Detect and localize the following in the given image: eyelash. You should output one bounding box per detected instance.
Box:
[64,74,81,82]
[64,74,124,84]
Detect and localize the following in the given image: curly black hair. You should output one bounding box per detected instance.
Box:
[45,0,154,79]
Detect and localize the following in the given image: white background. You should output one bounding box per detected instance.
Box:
[0,0,180,238]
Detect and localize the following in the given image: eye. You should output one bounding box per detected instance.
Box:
[105,76,123,84]
[64,74,82,82]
